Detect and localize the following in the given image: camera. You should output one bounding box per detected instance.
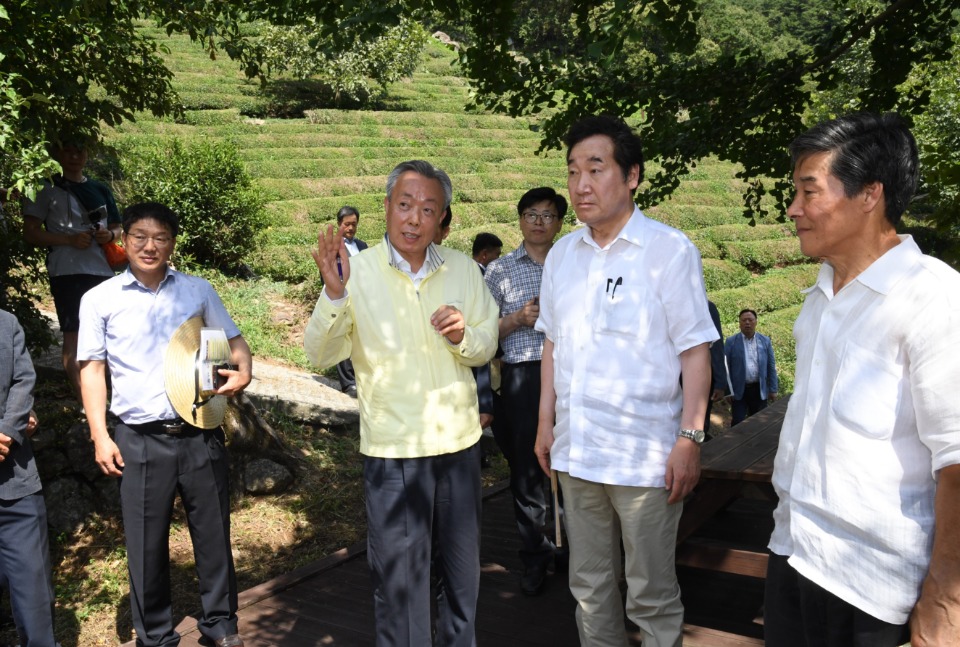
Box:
[85,204,108,229]
[209,362,238,390]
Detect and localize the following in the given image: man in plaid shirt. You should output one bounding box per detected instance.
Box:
[484,186,567,596]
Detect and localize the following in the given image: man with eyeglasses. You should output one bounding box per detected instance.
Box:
[77,202,252,647]
[484,187,566,596]
[535,115,716,646]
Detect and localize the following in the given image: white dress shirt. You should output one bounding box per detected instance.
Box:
[769,235,960,624]
[536,206,717,487]
[742,334,759,383]
[344,238,361,257]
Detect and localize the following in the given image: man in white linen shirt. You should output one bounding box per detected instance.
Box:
[764,112,960,647]
[534,114,717,647]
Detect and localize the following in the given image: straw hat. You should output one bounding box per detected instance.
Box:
[164,316,230,429]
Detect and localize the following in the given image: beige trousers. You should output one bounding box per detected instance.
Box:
[558,472,684,647]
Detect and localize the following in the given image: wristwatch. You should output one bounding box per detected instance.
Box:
[677,428,706,444]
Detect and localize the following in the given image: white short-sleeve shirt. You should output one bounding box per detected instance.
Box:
[535,207,717,486]
[769,235,960,624]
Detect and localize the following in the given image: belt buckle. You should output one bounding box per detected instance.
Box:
[162,421,184,435]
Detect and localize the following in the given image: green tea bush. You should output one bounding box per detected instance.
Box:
[702,258,752,291]
[722,239,808,270]
[121,139,268,272]
[710,264,820,324]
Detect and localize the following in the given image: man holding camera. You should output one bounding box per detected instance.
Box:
[78,202,251,647]
[22,141,120,402]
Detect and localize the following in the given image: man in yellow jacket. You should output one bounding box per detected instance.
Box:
[304,160,499,647]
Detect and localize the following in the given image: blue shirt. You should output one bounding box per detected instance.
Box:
[77,267,241,424]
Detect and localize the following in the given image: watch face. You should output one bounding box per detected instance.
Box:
[680,429,705,444]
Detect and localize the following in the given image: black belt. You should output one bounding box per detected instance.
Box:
[125,418,204,435]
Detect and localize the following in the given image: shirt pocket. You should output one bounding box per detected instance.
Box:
[599,284,648,337]
[830,342,903,440]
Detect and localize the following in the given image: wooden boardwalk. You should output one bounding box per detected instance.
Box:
[139,479,769,647]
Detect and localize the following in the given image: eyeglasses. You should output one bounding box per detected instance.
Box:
[521,211,558,224]
[125,233,174,248]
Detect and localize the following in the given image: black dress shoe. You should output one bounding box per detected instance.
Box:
[344,385,357,398]
[215,635,244,647]
[521,564,547,596]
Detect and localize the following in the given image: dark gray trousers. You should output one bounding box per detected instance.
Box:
[364,442,481,647]
[116,423,238,647]
[0,493,57,647]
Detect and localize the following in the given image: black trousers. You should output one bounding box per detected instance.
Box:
[732,382,767,425]
[764,553,910,647]
[116,423,238,647]
[337,357,356,391]
[494,361,555,570]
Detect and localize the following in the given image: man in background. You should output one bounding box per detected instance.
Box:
[335,206,367,397]
[484,187,565,596]
[305,160,498,646]
[472,232,502,271]
[22,140,121,402]
[724,308,778,425]
[705,300,728,436]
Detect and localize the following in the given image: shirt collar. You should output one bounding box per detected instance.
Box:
[580,204,645,251]
[121,265,176,291]
[383,234,444,276]
[806,235,920,299]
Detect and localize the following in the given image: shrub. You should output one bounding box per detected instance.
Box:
[710,264,820,324]
[702,258,752,291]
[722,239,808,271]
[120,139,267,272]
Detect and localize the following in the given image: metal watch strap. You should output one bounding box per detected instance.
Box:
[678,428,705,444]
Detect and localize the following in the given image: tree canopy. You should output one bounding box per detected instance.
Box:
[2,0,959,342]
[454,0,960,225]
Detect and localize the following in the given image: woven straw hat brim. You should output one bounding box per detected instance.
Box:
[164,316,228,429]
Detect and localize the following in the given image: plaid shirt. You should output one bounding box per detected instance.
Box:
[484,243,546,363]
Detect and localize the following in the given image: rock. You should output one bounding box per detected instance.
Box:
[245,360,359,428]
[44,476,97,534]
[60,423,104,482]
[92,478,122,511]
[244,458,294,495]
[36,448,71,481]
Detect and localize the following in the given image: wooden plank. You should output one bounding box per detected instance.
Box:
[676,540,769,579]
[682,624,765,647]
[123,482,772,647]
[701,397,790,481]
